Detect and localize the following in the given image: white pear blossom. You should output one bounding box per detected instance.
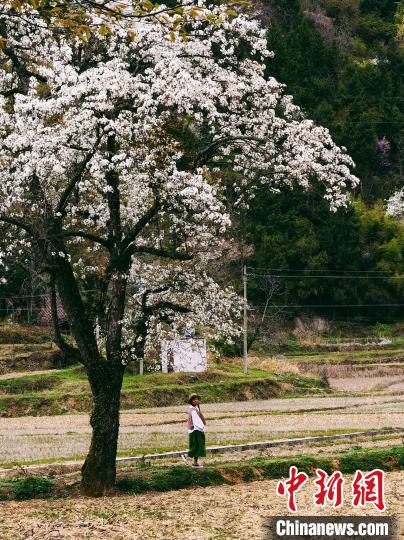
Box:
[386,188,404,218]
[0,3,358,355]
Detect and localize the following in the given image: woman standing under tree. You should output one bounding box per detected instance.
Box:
[182,394,206,467]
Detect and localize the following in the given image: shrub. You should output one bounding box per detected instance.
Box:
[13,476,54,500]
[286,338,299,352]
[116,476,150,494]
[373,323,393,337]
[339,447,404,473]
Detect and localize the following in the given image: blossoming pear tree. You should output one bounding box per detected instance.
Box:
[0,0,226,42]
[0,3,358,495]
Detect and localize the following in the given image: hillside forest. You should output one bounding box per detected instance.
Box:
[238,0,403,323]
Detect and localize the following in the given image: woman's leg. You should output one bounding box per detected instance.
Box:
[188,431,206,466]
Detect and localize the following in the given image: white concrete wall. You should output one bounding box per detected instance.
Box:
[161,339,207,373]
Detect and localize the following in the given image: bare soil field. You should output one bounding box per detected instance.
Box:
[0,471,402,539]
[0,395,402,465]
[329,375,404,392]
[300,361,404,393]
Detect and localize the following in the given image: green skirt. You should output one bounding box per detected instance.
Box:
[188,430,206,458]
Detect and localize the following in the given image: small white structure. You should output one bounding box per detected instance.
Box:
[161,339,207,373]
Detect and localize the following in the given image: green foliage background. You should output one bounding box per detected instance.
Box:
[245,0,403,321]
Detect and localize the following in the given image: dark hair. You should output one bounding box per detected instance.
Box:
[188,394,201,404]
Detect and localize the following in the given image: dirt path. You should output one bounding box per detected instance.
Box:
[0,395,402,464]
[0,472,402,539]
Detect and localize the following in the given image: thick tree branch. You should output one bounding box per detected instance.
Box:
[122,199,161,252]
[49,273,82,365]
[0,214,36,237]
[97,262,114,334]
[105,270,127,364]
[55,134,102,214]
[52,254,99,366]
[103,135,128,362]
[130,245,193,261]
[105,135,123,252]
[62,230,111,250]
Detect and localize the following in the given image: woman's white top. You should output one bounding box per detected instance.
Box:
[188,405,205,433]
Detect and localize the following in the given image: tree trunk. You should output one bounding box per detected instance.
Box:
[49,238,128,496]
[49,274,81,367]
[81,362,125,496]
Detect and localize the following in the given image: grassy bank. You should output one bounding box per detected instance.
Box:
[0,364,328,417]
[0,324,52,345]
[116,445,404,495]
[0,446,402,501]
[0,325,65,375]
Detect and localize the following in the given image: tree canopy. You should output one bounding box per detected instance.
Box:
[0,2,358,494]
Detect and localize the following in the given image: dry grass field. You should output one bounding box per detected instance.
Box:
[0,394,402,466]
[0,323,402,539]
[0,471,402,539]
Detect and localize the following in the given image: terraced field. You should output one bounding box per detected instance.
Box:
[0,360,331,417]
[0,394,402,467]
[0,323,402,468]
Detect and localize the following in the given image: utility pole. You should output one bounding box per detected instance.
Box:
[139,358,144,376]
[243,265,248,374]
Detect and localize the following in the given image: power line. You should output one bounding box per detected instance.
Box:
[328,121,404,124]
[255,303,404,308]
[248,273,403,279]
[0,289,99,301]
[246,266,398,274]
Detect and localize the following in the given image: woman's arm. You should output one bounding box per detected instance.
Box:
[197,406,206,425]
[190,407,205,430]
